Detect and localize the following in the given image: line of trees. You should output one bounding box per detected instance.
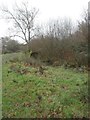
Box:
[1,37,21,53]
[1,2,88,68]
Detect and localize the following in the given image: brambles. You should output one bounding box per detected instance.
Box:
[38,66,44,75]
[8,63,30,75]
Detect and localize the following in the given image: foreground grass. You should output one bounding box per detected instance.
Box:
[2,55,88,118]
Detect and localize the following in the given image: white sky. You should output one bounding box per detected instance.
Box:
[0,0,89,39]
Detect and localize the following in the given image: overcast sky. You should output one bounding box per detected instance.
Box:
[0,0,89,39]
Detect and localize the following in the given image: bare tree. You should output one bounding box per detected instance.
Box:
[78,9,88,42]
[45,18,73,40]
[1,2,39,52]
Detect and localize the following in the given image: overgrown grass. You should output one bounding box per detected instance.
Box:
[2,52,23,64]
[2,53,89,118]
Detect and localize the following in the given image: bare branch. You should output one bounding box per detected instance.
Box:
[10,35,25,41]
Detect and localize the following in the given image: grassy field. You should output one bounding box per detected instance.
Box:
[2,53,89,118]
